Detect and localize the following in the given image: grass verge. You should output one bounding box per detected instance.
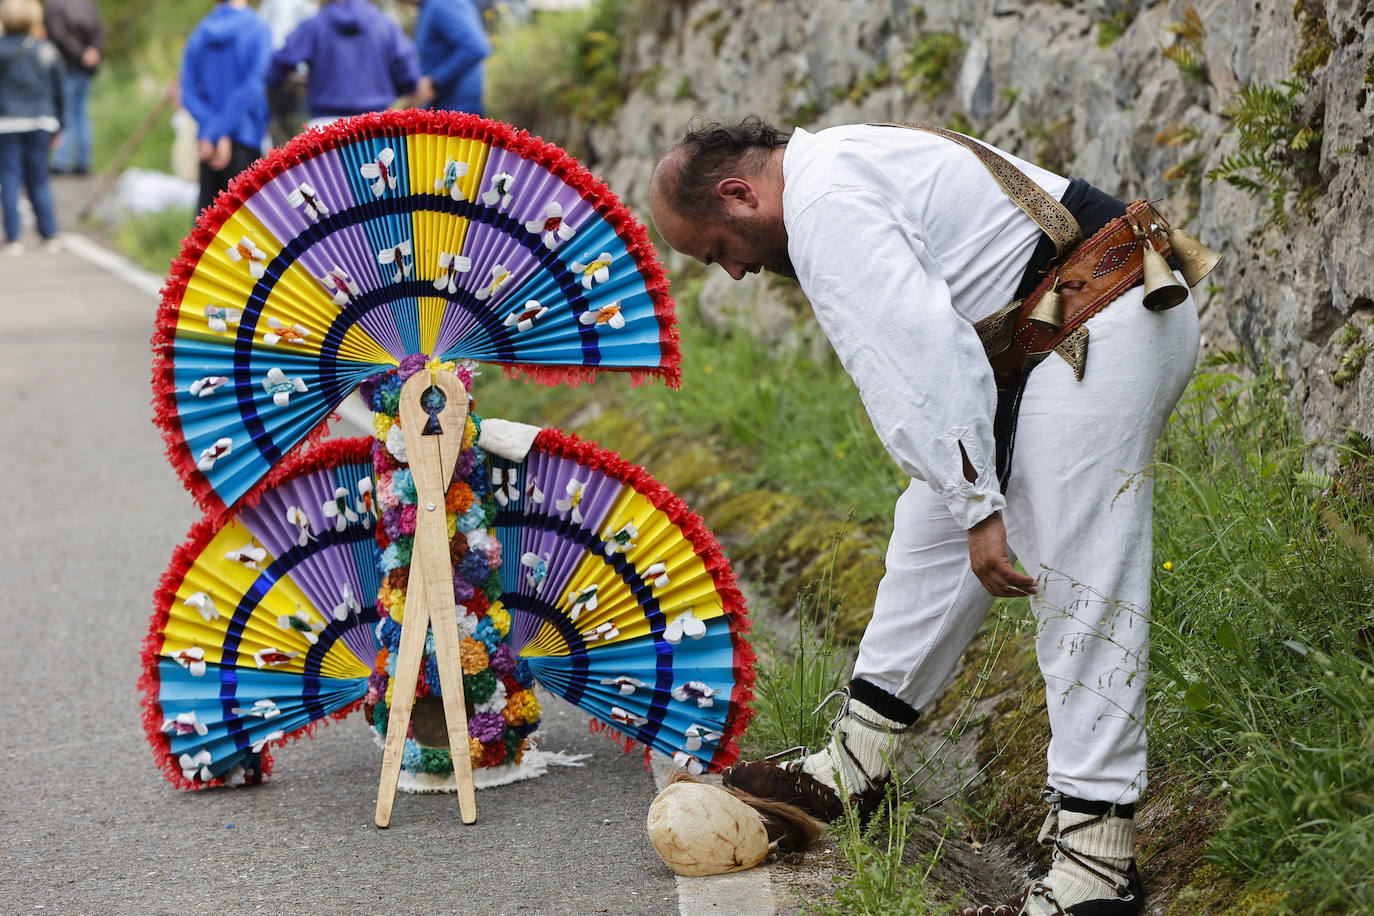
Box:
[112,205,193,275]
[1144,362,1374,913]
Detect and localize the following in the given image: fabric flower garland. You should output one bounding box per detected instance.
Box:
[359,356,541,779]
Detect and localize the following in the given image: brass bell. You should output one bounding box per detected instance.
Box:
[1141,240,1189,311]
[1166,227,1222,286]
[1027,281,1063,329]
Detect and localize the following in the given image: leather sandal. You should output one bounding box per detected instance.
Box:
[959,866,1142,916]
[722,757,890,823]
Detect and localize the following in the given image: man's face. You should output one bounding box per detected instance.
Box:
[655,206,795,282]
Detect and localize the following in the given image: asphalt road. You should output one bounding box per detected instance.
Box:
[0,201,711,914]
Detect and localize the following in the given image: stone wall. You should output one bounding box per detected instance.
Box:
[573,0,1374,462]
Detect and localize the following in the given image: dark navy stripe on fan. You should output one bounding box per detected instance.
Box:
[220,193,600,466]
[502,591,589,699]
[512,508,673,749]
[219,524,377,749]
[532,239,599,365]
[300,603,381,720]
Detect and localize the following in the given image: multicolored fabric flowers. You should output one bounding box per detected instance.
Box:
[360,357,541,779]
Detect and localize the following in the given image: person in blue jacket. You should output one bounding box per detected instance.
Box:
[180,0,272,214]
[265,0,420,127]
[0,0,66,254]
[400,0,490,115]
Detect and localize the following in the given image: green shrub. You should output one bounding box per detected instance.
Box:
[744,526,857,758]
[816,798,961,915]
[1147,365,1374,912]
[1161,3,1208,83]
[486,0,638,149]
[1096,8,1138,49]
[899,32,965,101]
[88,0,203,174]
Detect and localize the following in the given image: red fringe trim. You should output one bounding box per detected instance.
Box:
[534,428,754,773]
[138,438,376,790]
[153,111,680,514]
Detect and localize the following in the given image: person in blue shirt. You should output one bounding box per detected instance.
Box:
[265,0,420,127]
[180,0,272,214]
[400,0,490,115]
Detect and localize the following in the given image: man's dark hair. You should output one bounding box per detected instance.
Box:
[663,116,791,222]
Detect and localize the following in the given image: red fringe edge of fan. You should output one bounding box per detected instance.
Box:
[153,110,680,514]
[138,439,376,790]
[533,428,756,772]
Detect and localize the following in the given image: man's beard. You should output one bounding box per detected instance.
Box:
[724,212,796,280]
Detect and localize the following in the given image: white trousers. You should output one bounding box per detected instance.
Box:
[853,282,1199,804]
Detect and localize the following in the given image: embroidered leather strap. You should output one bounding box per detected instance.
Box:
[872,121,1084,256]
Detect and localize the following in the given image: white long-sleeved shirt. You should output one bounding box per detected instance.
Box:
[782,124,1070,530]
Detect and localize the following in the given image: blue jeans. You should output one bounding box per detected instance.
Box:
[53,69,93,172]
[0,131,59,242]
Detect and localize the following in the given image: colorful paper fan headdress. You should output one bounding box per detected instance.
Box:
[140,432,754,790]
[153,110,679,515]
[140,439,381,788]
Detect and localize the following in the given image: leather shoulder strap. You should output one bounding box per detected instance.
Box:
[872,121,1084,257]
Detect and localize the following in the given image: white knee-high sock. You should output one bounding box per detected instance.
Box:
[1042,810,1135,908]
[800,696,909,796]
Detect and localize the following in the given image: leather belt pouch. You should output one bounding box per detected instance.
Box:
[978,200,1171,389]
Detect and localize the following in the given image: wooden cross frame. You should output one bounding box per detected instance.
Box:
[374,369,478,826]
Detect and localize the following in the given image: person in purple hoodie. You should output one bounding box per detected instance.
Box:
[265,0,421,128]
[180,0,272,213]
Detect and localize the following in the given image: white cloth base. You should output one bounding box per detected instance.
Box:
[369,731,591,793]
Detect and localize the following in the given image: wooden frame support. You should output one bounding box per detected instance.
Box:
[374,369,478,826]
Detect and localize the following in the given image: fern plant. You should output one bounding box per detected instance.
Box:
[1206,79,1322,228]
[1161,2,1208,82]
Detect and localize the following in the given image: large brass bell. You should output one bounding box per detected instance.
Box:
[1027,278,1064,329]
[1166,227,1223,286]
[1140,238,1189,311]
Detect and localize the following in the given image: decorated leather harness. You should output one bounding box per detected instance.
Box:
[872,123,1189,489]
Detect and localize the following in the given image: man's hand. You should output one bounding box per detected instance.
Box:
[198,138,214,163]
[210,136,233,171]
[80,46,101,69]
[411,76,437,107]
[967,512,1037,598]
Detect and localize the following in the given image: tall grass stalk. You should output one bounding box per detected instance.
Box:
[813,793,960,915]
[745,523,855,757]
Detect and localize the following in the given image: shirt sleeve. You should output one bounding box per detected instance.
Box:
[388,25,420,96]
[48,46,65,127]
[789,187,1005,530]
[180,36,217,138]
[265,21,310,88]
[423,5,490,94]
[88,2,108,53]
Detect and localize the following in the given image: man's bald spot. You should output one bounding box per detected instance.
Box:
[649,147,688,222]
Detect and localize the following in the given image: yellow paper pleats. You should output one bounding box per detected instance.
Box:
[519,488,726,659]
[158,521,372,682]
